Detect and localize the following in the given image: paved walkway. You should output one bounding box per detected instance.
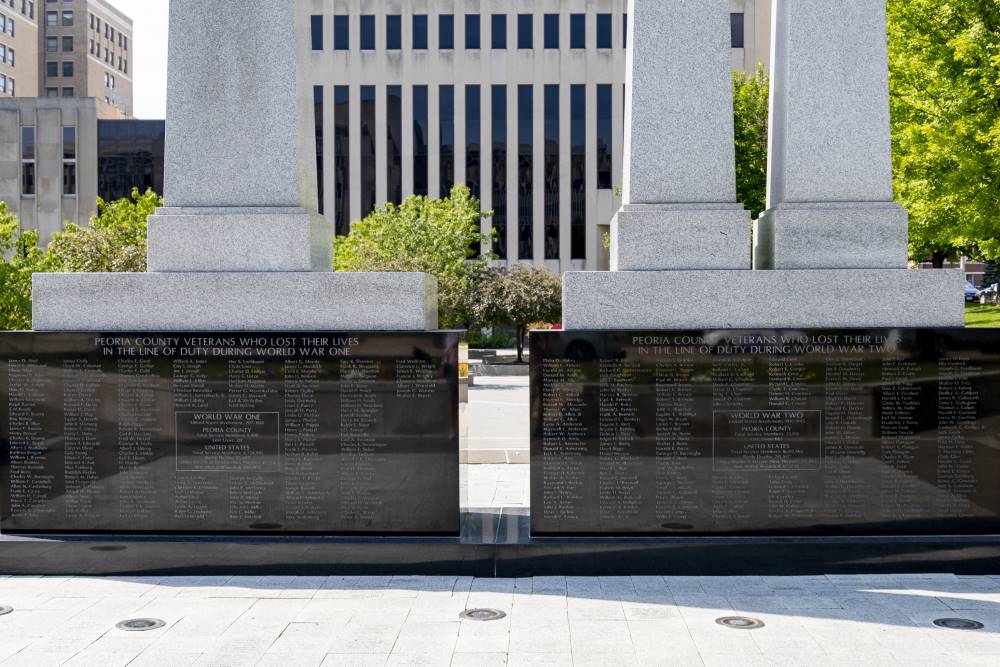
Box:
[463,464,529,508]
[0,574,998,665]
[463,377,529,464]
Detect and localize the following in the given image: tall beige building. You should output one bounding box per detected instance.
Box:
[0,1,40,99]
[38,0,132,118]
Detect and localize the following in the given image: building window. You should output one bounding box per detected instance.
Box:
[413,85,428,197]
[334,15,349,50]
[63,126,76,195]
[597,14,612,49]
[440,85,454,196]
[597,84,613,190]
[313,85,323,215]
[544,14,558,49]
[46,87,57,97]
[360,85,376,218]
[623,14,628,49]
[46,36,57,52]
[439,14,454,50]
[62,87,73,97]
[731,12,745,48]
[45,10,55,26]
[333,85,349,236]
[310,15,323,50]
[62,60,73,77]
[491,85,507,259]
[544,84,559,261]
[466,84,481,202]
[61,9,71,25]
[387,85,402,205]
[465,14,479,50]
[570,14,585,49]
[21,126,34,195]
[46,61,57,77]
[62,36,72,51]
[360,15,375,50]
[413,15,428,50]
[491,14,506,50]
[570,85,586,260]
[517,84,533,261]
[386,15,401,50]
[517,14,533,49]
[7,48,12,66]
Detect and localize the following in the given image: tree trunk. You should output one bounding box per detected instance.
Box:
[516,324,525,364]
[931,251,947,269]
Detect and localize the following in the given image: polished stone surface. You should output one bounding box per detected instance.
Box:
[612,205,751,271]
[0,331,459,534]
[147,208,313,272]
[31,272,439,331]
[164,0,299,208]
[531,329,1000,535]
[562,269,965,329]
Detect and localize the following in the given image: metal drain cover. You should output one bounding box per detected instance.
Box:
[933,618,984,631]
[0,606,13,616]
[716,616,765,630]
[460,608,507,622]
[89,545,127,552]
[116,618,166,632]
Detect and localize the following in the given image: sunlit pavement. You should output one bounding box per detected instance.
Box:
[0,573,998,665]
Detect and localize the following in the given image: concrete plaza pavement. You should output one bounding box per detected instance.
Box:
[463,376,530,464]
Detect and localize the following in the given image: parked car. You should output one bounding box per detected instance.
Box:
[965,282,981,301]
[978,283,999,305]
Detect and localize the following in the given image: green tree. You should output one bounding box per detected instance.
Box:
[46,187,160,272]
[334,185,492,327]
[471,266,562,363]
[983,260,999,290]
[888,0,1000,265]
[0,203,55,330]
[733,64,769,218]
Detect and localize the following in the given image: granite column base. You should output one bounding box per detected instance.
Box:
[32,271,438,331]
[562,268,964,330]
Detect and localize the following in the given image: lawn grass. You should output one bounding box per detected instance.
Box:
[966,303,1000,328]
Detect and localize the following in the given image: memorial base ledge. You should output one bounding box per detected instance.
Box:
[562,268,965,330]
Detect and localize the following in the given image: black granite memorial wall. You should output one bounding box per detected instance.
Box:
[1,332,460,535]
[531,329,1000,536]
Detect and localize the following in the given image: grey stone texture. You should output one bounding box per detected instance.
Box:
[754,203,909,270]
[163,0,299,208]
[32,273,439,331]
[623,0,738,204]
[761,0,907,270]
[147,208,313,273]
[612,204,751,271]
[563,269,965,330]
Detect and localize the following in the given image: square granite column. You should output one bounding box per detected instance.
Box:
[32,0,437,332]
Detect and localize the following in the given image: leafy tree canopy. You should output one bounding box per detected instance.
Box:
[334,185,492,327]
[733,64,770,219]
[0,203,56,330]
[470,266,562,362]
[888,0,1000,262]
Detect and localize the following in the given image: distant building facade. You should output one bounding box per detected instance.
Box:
[299,0,771,271]
[0,0,40,99]
[39,0,133,118]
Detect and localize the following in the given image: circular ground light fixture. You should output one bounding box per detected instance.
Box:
[116,618,166,632]
[89,545,127,552]
[716,616,765,630]
[460,608,507,622]
[0,606,13,616]
[933,618,984,631]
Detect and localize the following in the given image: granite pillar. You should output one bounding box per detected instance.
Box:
[33,0,437,331]
[613,0,750,271]
[754,0,908,269]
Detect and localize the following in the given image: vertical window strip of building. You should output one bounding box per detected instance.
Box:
[544,84,559,261]
[465,14,480,50]
[570,84,586,260]
[491,84,507,260]
[517,84,533,261]
[310,15,323,50]
[465,85,481,200]
[21,125,34,196]
[360,85,377,218]
[62,126,76,196]
[597,84,613,190]
[413,15,428,50]
[314,85,324,215]
[334,85,350,236]
[413,85,429,197]
[387,85,402,205]
[440,85,455,198]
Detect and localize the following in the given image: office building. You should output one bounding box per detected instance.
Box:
[0,0,40,99]
[300,0,770,271]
